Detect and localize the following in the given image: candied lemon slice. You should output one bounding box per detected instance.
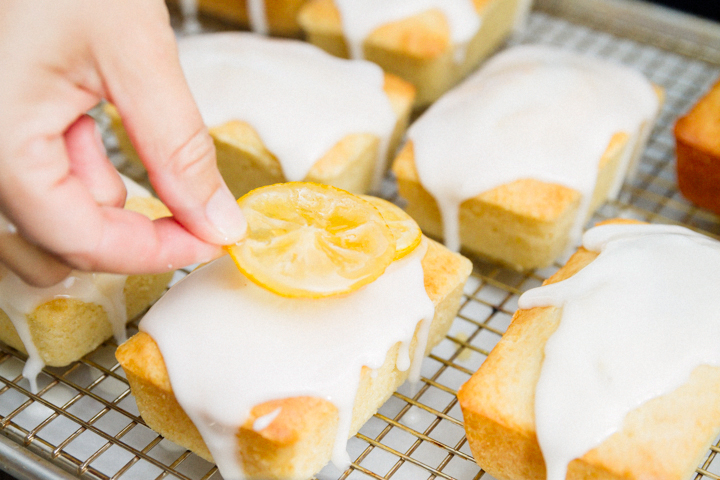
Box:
[227,183,396,298]
[361,196,422,260]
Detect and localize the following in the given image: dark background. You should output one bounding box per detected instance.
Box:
[648,0,720,22]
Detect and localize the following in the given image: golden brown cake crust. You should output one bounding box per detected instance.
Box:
[116,238,471,479]
[458,219,720,480]
[675,78,720,214]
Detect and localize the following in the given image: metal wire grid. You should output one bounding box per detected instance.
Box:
[534,0,720,66]
[1,7,720,480]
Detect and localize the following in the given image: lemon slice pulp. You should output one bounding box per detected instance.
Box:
[227,183,396,298]
[360,196,422,260]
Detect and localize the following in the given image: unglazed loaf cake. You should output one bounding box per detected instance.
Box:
[392,45,662,270]
[674,78,720,215]
[0,179,174,387]
[117,238,471,479]
[106,33,415,198]
[169,0,309,36]
[458,220,720,480]
[297,0,532,107]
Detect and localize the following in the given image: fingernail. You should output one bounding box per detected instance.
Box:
[205,187,247,244]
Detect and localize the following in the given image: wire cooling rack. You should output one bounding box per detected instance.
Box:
[2,2,720,480]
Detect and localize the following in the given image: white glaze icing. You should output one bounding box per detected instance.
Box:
[121,173,152,200]
[252,407,281,432]
[0,270,127,392]
[0,174,150,392]
[177,32,396,192]
[139,241,435,479]
[334,0,481,63]
[407,45,660,252]
[518,223,720,480]
[247,0,268,35]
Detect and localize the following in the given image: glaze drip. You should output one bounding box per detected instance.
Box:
[179,0,202,33]
[247,0,268,35]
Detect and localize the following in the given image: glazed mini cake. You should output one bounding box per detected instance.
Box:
[117,236,471,479]
[392,45,662,270]
[0,175,174,391]
[458,220,720,480]
[106,32,415,198]
[297,0,532,107]
[172,0,309,36]
[674,78,720,215]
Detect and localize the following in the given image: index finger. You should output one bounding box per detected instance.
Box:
[92,0,246,246]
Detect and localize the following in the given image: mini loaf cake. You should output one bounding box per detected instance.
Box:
[297,0,532,107]
[458,220,720,480]
[674,78,720,215]
[116,196,471,480]
[392,45,662,270]
[172,0,309,36]
[106,32,415,197]
[0,176,174,392]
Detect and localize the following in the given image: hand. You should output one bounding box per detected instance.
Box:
[0,0,246,287]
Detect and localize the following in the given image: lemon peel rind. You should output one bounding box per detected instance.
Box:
[227,182,396,299]
[360,195,423,261]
